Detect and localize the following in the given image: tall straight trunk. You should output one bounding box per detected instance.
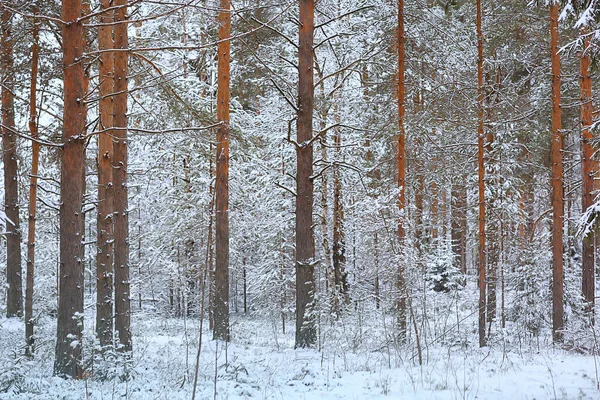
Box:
[55,0,86,378]
[25,9,40,355]
[96,0,114,348]
[332,118,347,301]
[550,2,564,342]
[580,29,595,319]
[25,10,40,358]
[396,0,407,338]
[295,0,316,348]
[2,6,22,318]
[214,0,231,342]
[451,182,467,274]
[113,0,131,352]
[476,0,487,348]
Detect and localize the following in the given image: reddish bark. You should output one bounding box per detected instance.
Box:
[55,0,86,378]
[580,29,595,319]
[295,0,316,348]
[113,0,131,352]
[96,0,115,348]
[214,0,231,341]
[550,2,564,341]
[25,9,40,357]
[476,0,487,347]
[397,0,407,337]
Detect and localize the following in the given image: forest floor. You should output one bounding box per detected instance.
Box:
[1,306,600,399]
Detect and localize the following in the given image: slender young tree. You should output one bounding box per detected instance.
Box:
[214,0,231,342]
[397,0,407,338]
[550,1,564,341]
[55,0,86,378]
[25,7,40,358]
[96,0,115,347]
[295,0,316,348]
[476,0,487,347]
[332,118,347,301]
[113,0,132,352]
[2,5,22,318]
[580,28,595,319]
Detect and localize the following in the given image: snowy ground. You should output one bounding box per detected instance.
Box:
[1,310,599,399]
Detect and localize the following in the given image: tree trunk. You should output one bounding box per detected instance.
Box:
[396,0,407,339]
[332,116,347,303]
[1,6,22,318]
[54,0,86,378]
[476,0,487,347]
[451,182,467,274]
[25,9,40,358]
[550,2,564,342]
[580,28,595,320]
[96,0,115,348]
[295,0,316,348]
[113,0,131,353]
[214,0,231,342]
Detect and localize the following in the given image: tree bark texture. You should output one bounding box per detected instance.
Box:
[96,0,115,348]
[54,0,86,378]
[476,0,487,348]
[2,6,22,318]
[113,0,131,352]
[396,0,407,338]
[214,0,231,342]
[295,0,316,348]
[25,9,40,358]
[580,29,595,319]
[550,2,564,342]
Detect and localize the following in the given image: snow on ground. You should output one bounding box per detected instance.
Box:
[1,311,599,399]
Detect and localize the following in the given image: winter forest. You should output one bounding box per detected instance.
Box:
[2,0,600,398]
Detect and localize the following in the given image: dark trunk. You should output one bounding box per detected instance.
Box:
[2,5,22,318]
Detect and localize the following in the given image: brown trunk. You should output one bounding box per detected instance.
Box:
[295,0,316,348]
[214,0,231,342]
[55,0,86,378]
[476,0,487,347]
[113,0,131,352]
[451,182,467,274]
[96,0,115,348]
[2,6,22,318]
[25,10,40,358]
[580,29,595,319]
[550,2,564,342]
[332,117,347,302]
[396,0,407,338]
